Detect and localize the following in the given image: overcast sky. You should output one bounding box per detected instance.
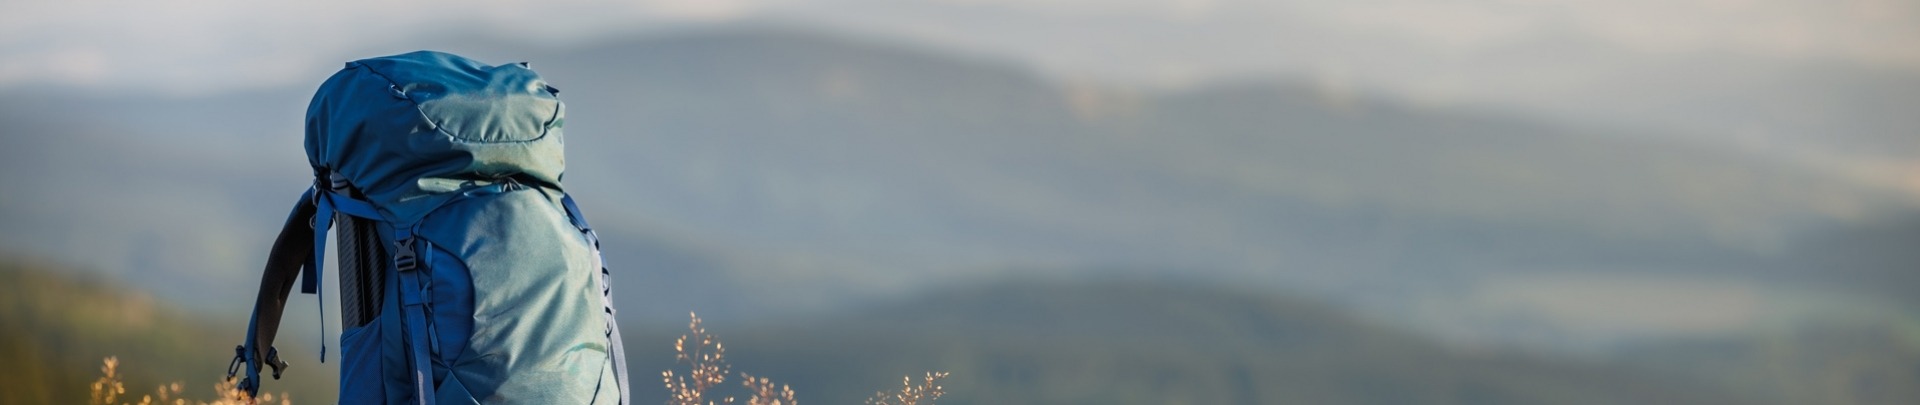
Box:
[3,0,1914,91]
[3,0,1916,189]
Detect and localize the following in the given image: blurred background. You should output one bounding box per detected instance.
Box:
[3,0,1918,403]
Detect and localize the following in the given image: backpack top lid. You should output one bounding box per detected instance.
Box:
[305,50,567,224]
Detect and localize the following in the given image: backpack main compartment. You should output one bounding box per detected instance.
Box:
[272,50,625,404]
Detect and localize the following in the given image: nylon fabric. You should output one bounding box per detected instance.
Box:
[414,188,609,403]
[237,190,318,396]
[307,188,394,364]
[324,189,384,219]
[562,195,631,405]
[339,322,386,403]
[424,244,474,374]
[310,190,333,363]
[305,51,567,225]
[238,50,625,404]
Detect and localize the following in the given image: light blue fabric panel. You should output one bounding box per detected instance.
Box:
[417,188,607,404]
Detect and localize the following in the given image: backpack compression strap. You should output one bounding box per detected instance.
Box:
[561,194,632,405]
[304,182,439,405]
[230,188,318,396]
[310,183,440,405]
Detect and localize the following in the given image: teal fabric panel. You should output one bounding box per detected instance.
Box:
[589,356,619,405]
[305,51,568,225]
[416,188,608,403]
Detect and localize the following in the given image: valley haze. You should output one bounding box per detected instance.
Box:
[0,15,1917,405]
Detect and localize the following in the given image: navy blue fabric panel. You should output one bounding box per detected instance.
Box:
[339,323,387,404]
[381,256,411,405]
[425,243,475,373]
[433,374,483,405]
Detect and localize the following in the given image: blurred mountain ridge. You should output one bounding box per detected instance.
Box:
[0,257,337,404]
[1,257,1783,405]
[526,27,1919,319]
[0,25,1913,347]
[662,277,1787,405]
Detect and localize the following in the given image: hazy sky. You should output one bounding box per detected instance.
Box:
[3,0,1913,91]
[3,0,1916,181]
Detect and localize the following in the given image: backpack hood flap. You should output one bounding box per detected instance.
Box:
[305,50,567,224]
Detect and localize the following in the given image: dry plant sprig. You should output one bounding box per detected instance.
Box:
[663,313,808,405]
[89,357,288,405]
[91,312,944,405]
[91,357,127,404]
[662,312,949,405]
[740,373,798,405]
[664,312,735,405]
[865,372,949,405]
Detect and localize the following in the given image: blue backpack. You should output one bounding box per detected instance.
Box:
[230,51,630,404]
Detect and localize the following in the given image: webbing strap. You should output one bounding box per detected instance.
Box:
[304,188,386,364]
[395,230,437,405]
[323,190,382,219]
[314,185,432,404]
[234,189,317,397]
[321,187,433,405]
[561,195,631,405]
[308,189,333,363]
[237,184,399,395]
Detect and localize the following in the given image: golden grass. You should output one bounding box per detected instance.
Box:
[89,357,286,405]
[863,372,949,405]
[90,313,947,404]
[664,313,949,405]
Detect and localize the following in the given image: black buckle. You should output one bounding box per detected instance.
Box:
[226,345,247,379]
[228,344,290,395]
[263,347,288,379]
[394,237,418,271]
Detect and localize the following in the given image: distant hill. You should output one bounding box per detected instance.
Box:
[626,278,1767,405]
[0,26,1914,344]
[0,258,336,404]
[518,28,1919,327]
[528,27,1910,284]
[9,257,1909,404]
[1613,306,1920,405]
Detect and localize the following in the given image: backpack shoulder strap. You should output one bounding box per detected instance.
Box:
[230,188,318,395]
[561,194,631,405]
[230,182,390,397]
[390,224,437,405]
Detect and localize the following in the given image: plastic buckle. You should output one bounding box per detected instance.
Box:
[394,237,418,272]
[263,347,289,379]
[328,172,351,192]
[227,345,247,379]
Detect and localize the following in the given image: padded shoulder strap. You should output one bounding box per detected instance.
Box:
[561,194,631,405]
[233,188,319,395]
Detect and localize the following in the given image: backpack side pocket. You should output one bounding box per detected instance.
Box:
[338,322,385,403]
